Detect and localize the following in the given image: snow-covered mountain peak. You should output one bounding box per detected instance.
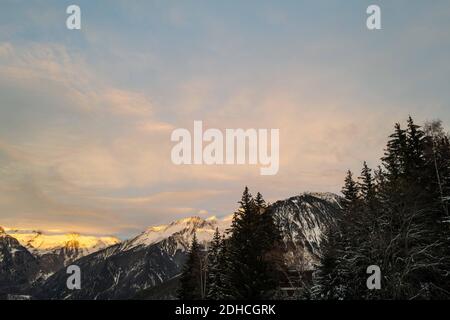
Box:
[126,216,219,251]
[117,214,237,255]
[4,229,120,256]
[0,229,120,279]
[302,192,342,206]
[145,216,214,232]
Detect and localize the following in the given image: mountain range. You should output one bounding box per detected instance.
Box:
[6,230,119,278]
[0,192,342,299]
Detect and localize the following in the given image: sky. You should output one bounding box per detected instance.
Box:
[1,0,450,239]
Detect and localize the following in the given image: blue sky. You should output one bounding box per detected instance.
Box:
[1,1,450,238]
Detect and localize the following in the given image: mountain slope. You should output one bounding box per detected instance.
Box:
[269,192,342,270]
[5,230,120,278]
[0,227,40,297]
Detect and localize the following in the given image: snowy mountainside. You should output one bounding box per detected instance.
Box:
[120,216,227,252]
[35,216,231,299]
[269,192,342,270]
[5,229,120,277]
[0,227,40,297]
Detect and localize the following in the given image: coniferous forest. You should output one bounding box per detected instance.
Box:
[178,117,450,300]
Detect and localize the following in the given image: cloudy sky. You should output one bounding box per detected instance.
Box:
[1,0,450,238]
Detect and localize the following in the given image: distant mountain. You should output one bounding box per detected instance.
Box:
[269,192,342,270]
[35,216,230,299]
[5,229,120,278]
[118,216,229,253]
[35,192,341,300]
[0,227,40,298]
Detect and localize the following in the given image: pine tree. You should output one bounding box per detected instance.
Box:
[225,187,282,299]
[406,116,426,181]
[375,117,449,298]
[312,221,345,299]
[178,233,203,300]
[206,228,224,300]
[314,170,362,299]
[217,236,231,299]
[359,162,374,202]
[357,162,384,299]
[255,192,284,296]
[341,171,359,209]
[382,123,407,181]
[314,117,450,299]
[255,192,266,211]
[424,120,450,215]
[420,120,450,296]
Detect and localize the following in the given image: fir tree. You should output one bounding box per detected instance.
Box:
[406,116,426,180]
[382,123,407,181]
[341,170,359,211]
[312,222,345,299]
[314,117,450,299]
[178,233,203,300]
[255,192,266,211]
[225,187,282,299]
[314,170,362,299]
[359,162,374,202]
[206,228,224,300]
